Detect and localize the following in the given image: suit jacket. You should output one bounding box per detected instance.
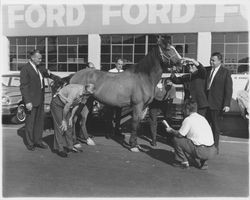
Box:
[206,65,233,111]
[171,63,208,108]
[20,62,57,107]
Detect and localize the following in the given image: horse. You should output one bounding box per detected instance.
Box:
[69,35,183,152]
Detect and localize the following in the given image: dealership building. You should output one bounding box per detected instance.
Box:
[1,4,249,77]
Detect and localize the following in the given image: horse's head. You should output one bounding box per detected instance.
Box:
[156,35,183,68]
[85,83,95,94]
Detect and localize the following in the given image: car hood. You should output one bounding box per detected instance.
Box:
[2,86,21,97]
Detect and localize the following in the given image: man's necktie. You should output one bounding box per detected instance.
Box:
[207,69,215,90]
[36,67,43,89]
[35,66,40,75]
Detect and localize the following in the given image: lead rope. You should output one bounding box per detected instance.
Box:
[46,77,53,100]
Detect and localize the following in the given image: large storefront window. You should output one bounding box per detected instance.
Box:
[48,36,88,72]
[9,37,45,71]
[8,35,88,72]
[100,33,197,72]
[100,34,146,71]
[211,32,249,74]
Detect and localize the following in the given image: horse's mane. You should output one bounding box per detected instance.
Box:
[127,47,161,75]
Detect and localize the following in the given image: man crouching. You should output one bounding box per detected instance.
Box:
[166,99,217,169]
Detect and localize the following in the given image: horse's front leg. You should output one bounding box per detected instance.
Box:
[129,104,143,151]
[77,106,90,141]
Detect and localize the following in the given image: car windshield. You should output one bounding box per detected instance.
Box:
[11,77,20,87]
[2,77,10,86]
[2,76,20,87]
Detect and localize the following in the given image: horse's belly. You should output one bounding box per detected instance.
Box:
[95,89,131,107]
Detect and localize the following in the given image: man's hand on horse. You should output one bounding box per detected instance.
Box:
[68,117,73,127]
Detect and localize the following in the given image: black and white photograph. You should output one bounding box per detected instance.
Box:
[1,0,249,198]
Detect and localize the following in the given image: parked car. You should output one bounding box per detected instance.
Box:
[2,73,52,124]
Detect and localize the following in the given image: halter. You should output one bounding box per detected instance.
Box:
[158,45,182,63]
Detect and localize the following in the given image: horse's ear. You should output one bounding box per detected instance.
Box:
[156,35,162,44]
[162,35,172,45]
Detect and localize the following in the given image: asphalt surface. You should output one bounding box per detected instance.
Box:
[1,118,249,198]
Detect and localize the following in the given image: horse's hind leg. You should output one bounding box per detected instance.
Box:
[129,104,143,150]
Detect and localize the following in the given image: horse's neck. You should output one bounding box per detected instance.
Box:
[143,48,163,86]
[150,67,162,87]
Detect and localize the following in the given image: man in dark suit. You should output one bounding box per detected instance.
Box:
[171,57,208,117]
[206,52,233,152]
[20,49,60,151]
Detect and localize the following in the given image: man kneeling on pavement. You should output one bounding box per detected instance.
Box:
[166,98,217,169]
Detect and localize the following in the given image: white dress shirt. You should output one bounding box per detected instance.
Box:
[179,112,214,146]
[208,65,221,89]
[29,61,43,89]
[109,68,123,73]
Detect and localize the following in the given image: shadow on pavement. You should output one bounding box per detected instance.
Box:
[139,144,175,165]
[42,134,54,152]
[17,126,27,146]
[16,116,54,151]
[219,114,249,139]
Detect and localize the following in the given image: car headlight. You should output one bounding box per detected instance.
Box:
[2,95,10,105]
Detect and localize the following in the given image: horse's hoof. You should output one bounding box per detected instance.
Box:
[115,133,125,139]
[150,140,157,146]
[105,134,111,139]
[130,147,140,152]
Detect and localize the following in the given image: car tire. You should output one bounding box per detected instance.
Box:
[14,104,26,124]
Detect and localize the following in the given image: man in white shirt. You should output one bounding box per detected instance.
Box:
[109,58,124,73]
[166,99,217,169]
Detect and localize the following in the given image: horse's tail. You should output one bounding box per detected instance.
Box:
[64,73,75,84]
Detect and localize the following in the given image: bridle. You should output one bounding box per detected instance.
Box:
[158,45,182,63]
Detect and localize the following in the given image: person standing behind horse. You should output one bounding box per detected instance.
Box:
[171,57,208,117]
[206,52,232,153]
[50,83,95,157]
[148,77,176,146]
[20,49,61,151]
[109,58,124,73]
[87,62,95,69]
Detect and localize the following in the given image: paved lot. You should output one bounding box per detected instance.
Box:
[2,120,249,198]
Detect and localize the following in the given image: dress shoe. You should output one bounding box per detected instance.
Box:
[57,151,68,158]
[172,161,189,169]
[26,145,35,151]
[199,160,208,170]
[67,147,80,153]
[35,142,48,149]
